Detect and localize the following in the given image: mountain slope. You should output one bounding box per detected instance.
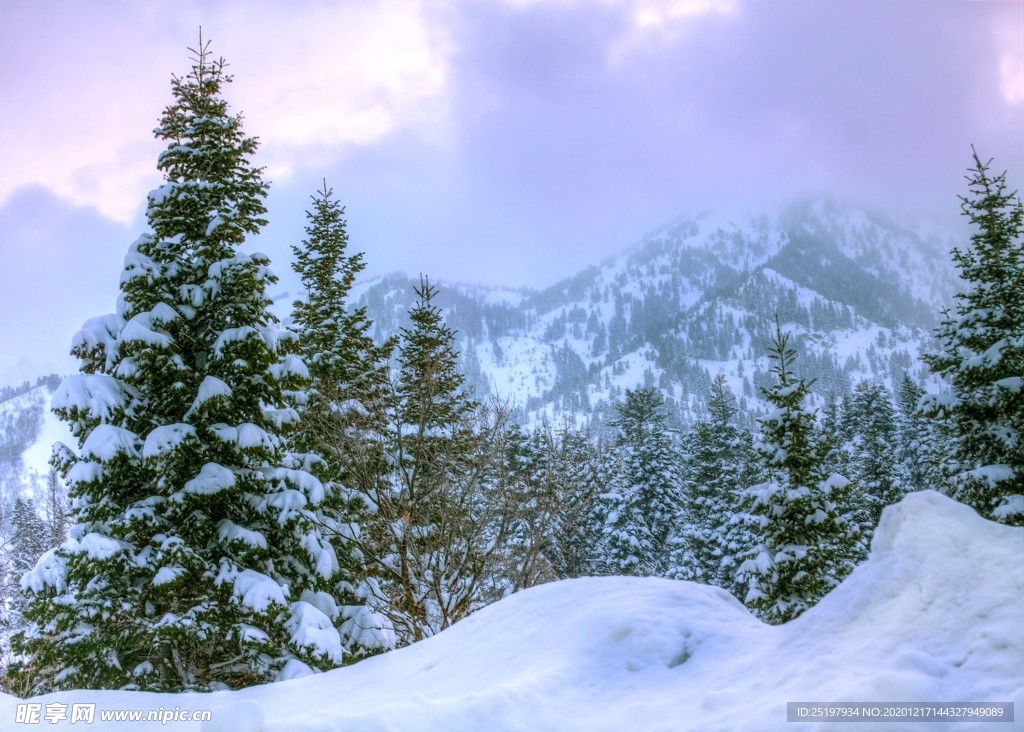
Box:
[0,375,67,512]
[4,198,958,479]
[356,198,958,430]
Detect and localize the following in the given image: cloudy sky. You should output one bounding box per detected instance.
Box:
[1,0,1022,380]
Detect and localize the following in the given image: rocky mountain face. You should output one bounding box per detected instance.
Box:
[355,198,958,435]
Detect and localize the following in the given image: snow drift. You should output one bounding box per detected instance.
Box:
[2,491,1021,731]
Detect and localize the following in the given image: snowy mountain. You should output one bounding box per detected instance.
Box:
[3,491,1019,730]
[0,376,68,515]
[2,199,957,481]
[356,198,959,432]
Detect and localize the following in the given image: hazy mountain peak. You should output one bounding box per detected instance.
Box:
[354,198,957,431]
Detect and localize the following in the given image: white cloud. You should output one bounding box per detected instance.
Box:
[0,0,452,223]
[630,0,738,29]
[999,51,1024,105]
[606,0,739,68]
[996,11,1024,107]
[221,1,452,181]
[0,2,172,221]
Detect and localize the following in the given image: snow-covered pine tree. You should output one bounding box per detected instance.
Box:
[42,467,69,548]
[7,499,49,624]
[289,182,394,658]
[587,447,618,576]
[922,150,1024,526]
[598,388,684,577]
[0,546,12,681]
[681,375,759,591]
[371,276,503,644]
[490,424,559,595]
[735,319,858,624]
[2,497,56,691]
[15,36,345,692]
[10,498,49,575]
[841,380,910,533]
[817,392,849,480]
[546,423,604,580]
[895,373,949,492]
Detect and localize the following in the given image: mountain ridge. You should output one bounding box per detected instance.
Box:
[2,197,960,475]
[354,197,958,432]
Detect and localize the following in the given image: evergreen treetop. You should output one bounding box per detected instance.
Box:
[397,276,477,439]
[599,387,684,577]
[9,499,49,579]
[736,318,857,624]
[923,150,1024,526]
[288,182,395,660]
[362,275,495,645]
[841,380,908,529]
[682,374,758,588]
[291,182,382,382]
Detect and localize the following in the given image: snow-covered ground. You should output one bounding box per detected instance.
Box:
[2,491,1020,731]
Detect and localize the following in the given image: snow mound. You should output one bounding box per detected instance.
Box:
[2,491,1020,731]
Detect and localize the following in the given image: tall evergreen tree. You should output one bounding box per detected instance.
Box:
[817,392,848,480]
[489,424,559,595]
[16,37,345,692]
[2,495,63,692]
[841,380,910,532]
[367,277,504,644]
[8,499,49,625]
[895,373,948,492]
[596,388,684,577]
[289,182,394,657]
[546,423,605,580]
[735,319,858,624]
[0,540,13,679]
[681,375,759,591]
[42,468,69,549]
[923,150,1024,526]
[10,498,49,576]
